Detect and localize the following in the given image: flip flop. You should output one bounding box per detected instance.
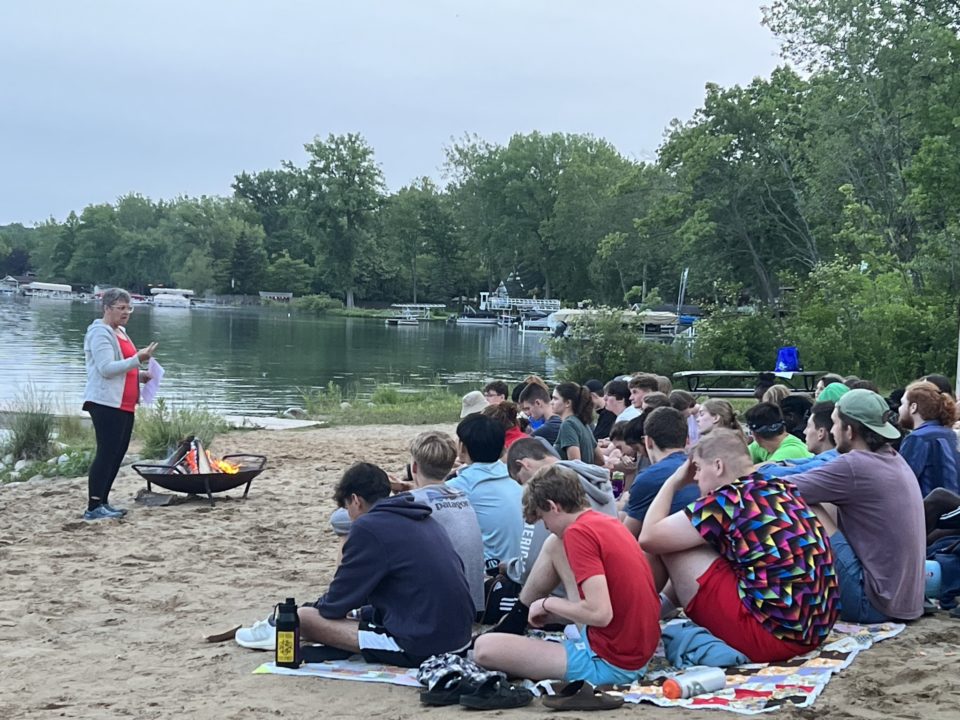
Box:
[541,680,624,711]
[459,676,534,710]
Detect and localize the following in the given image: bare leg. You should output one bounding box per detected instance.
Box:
[297,607,361,653]
[808,502,838,536]
[473,633,568,680]
[646,551,669,592]
[518,534,577,606]
[660,545,721,608]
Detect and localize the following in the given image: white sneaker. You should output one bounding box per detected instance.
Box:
[235,616,275,650]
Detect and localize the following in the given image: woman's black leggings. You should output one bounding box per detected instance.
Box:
[86,403,135,510]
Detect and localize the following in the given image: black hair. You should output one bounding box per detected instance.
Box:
[456,413,506,463]
[555,381,594,426]
[744,402,786,439]
[848,379,880,393]
[518,382,550,405]
[622,413,647,446]
[608,421,628,442]
[603,379,630,403]
[511,382,527,403]
[753,372,776,401]
[483,380,509,399]
[780,394,813,438]
[921,374,954,396]
[818,373,845,388]
[333,462,390,508]
[809,401,835,434]
[643,406,688,450]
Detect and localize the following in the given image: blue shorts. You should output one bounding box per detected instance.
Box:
[563,632,646,686]
[831,532,889,624]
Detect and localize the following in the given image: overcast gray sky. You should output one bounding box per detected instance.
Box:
[0,1,781,225]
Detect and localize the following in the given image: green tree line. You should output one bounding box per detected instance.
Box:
[1,0,958,384]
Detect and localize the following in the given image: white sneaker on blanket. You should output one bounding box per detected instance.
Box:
[235,616,276,650]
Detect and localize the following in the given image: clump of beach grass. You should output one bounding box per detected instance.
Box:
[3,385,55,461]
[135,397,230,459]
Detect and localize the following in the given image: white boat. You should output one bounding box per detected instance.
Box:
[151,287,193,308]
[519,312,554,333]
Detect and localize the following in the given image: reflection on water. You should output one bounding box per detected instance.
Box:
[0,298,557,415]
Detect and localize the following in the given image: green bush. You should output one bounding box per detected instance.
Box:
[547,310,692,381]
[56,413,94,448]
[135,398,229,459]
[299,382,344,415]
[691,305,784,371]
[370,386,401,405]
[4,387,54,460]
[293,293,344,315]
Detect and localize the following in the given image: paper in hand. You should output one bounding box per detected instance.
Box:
[140,358,165,404]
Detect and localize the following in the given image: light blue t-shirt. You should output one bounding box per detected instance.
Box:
[759,449,840,478]
[447,460,523,565]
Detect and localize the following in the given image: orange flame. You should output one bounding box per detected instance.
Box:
[180,448,240,474]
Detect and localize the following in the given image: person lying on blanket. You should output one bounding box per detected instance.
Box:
[235,462,474,667]
[473,464,661,685]
[640,429,840,663]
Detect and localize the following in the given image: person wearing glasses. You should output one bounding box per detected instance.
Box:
[82,288,158,521]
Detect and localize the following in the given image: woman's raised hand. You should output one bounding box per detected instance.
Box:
[137,342,158,363]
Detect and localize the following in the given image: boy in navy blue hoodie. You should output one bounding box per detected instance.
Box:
[236,463,474,666]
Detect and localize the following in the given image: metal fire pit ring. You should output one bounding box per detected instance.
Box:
[132,454,267,506]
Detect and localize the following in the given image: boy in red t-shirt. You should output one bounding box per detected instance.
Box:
[473,465,661,685]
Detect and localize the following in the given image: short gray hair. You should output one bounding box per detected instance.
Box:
[101,288,131,307]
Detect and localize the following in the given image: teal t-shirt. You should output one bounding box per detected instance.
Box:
[555,416,596,464]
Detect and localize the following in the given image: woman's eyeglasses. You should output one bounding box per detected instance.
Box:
[111,304,134,313]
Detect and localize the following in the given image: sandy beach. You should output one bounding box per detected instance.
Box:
[1,423,959,719]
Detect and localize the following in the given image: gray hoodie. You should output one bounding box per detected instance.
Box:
[83,319,141,408]
[504,460,617,585]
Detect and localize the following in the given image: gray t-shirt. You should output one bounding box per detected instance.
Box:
[790,446,925,620]
[409,485,485,613]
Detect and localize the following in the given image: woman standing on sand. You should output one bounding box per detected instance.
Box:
[82,288,157,521]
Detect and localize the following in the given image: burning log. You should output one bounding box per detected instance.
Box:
[176,437,240,475]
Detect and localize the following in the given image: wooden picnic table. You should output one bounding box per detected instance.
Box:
[673,370,824,398]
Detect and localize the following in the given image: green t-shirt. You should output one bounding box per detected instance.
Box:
[749,433,813,464]
[555,416,596,464]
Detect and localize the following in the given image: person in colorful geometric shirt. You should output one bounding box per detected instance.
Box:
[640,429,839,663]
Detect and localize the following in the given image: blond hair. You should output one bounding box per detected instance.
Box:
[409,430,457,481]
[762,385,791,404]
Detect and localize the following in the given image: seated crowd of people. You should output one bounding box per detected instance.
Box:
[234,371,960,689]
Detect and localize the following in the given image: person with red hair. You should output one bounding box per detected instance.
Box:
[898,380,960,495]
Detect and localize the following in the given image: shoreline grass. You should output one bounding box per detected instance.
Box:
[298,382,460,426]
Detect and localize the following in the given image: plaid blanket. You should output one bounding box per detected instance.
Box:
[622,621,905,714]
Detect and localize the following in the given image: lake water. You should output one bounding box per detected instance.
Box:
[0,297,556,415]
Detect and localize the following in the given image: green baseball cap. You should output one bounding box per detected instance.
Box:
[818,382,849,403]
[836,389,900,439]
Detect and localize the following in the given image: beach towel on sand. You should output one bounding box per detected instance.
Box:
[252,620,904,714]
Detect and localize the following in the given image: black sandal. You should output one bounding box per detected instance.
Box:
[459,676,534,710]
[420,672,482,706]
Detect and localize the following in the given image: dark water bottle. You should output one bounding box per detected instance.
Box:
[275,598,302,668]
[611,471,625,499]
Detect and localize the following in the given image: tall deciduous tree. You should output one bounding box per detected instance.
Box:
[295,133,384,307]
